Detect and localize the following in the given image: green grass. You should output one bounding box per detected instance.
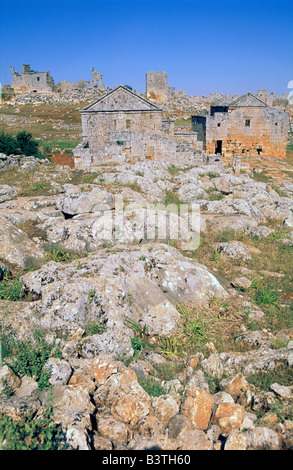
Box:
[44,245,85,264]
[167,164,181,177]
[137,376,167,397]
[0,406,66,450]
[81,172,99,184]
[0,277,25,301]
[1,331,62,390]
[20,181,51,197]
[16,220,48,242]
[39,139,80,154]
[250,282,280,306]
[0,101,83,156]
[248,363,293,392]
[154,361,185,382]
[126,317,151,358]
[206,188,224,201]
[252,170,272,183]
[121,182,142,193]
[163,190,183,209]
[85,320,105,336]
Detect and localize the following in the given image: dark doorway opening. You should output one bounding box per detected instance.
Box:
[257,148,262,155]
[215,140,222,154]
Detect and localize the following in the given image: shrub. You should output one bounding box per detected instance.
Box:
[0,132,18,155]
[0,131,44,159]
[3,332,62,390]
[0,406,66,450]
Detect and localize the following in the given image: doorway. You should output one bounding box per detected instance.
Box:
[215,140,222,154]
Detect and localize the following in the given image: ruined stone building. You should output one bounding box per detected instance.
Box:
[10,64,55,93]
[73,85,201,167]
[146,72,168,101]
[91,67,105,89]
[191,92,290,160]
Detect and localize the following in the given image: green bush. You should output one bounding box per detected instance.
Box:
[0,131,45,159]
[3,332,62,390]
[0,406,66,450]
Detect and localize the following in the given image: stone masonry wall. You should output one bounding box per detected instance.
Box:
[81,110,163,148]
[205,107,290,159]
[11,65,55,93]
[146,72,168,102]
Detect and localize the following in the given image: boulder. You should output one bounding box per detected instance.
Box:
[0,216,45,269]
[20,245,229,357]
[0,185,19,204]
[56,185,115,216]
[214,241,261,261]
[213,402,246,434]
[0,365,21,395]
[181,387,214,431]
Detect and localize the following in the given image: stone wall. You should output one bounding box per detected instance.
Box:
[10,64,55,93]
[73,85,202,167]
[146,72,168,102]
[205,106,289,159]
[192,102,290,160]
[91,67,105,89]
[81,110,163,148]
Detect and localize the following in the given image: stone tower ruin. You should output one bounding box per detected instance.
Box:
[10,64,55,93]
[146,71,168,102]
[91,67,105,89]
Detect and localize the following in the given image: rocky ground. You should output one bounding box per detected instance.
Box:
[0,148,292,451]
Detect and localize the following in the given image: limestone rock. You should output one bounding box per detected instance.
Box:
[176,429,214,450]
[43,384,95,430]
[56,185,115,216]
[181,387,214,431]
[244,426,281,450]
[44,358,72,386]
[97,415,129,447]
[231,277,252,291]
[270,383,293,400]
[151,394,180,426]
[215,241,261,261]
[167,414,194,439]
[0,365,21,395]
[224,430,248,450]
[0,185,19,204]
[201,348,290,378]
[0,216,45,269]
[0,395,41,421]
[219,373,250,402]
[20,245,228,357]
[65,426,91,450]
[213,391,234,405]
[213,402,246,434]
[94,369,151,426]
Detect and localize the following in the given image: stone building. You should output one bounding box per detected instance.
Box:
[191,92,290,160]
[73,85,201,167]
[10,64,55,93]
[91,67,105,89]
[146,72,168,102]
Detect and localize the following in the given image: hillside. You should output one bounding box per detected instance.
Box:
[0,96,292,451]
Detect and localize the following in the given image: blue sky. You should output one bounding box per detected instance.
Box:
[0,0,292,96]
